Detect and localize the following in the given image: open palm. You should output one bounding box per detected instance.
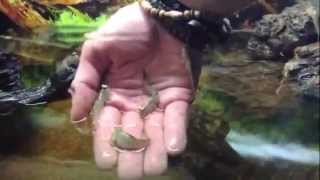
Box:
[70,3,194,179]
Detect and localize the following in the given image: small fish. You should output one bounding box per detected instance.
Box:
[111,127,149,151]
[139,84,159,118]
[90,84,109,120]
[73,84,109,135]
[139,72,159,118]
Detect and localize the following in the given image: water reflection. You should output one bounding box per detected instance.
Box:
[227,130,319,165]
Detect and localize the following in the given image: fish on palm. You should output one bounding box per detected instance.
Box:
[111,127,149,152]
[72,84,109,135]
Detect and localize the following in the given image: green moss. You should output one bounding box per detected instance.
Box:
[194,88,236,114]
[310,144,320,151]
[227,109,319,148]
[51,7,108,27]
[21,65,53,88]
[194,90,225,113]
[45,7,110,45]
[194,80,319,149]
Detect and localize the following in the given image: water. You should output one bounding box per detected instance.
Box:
[227,130,319,165]
[0,76,318,179]
[0,100,194,180]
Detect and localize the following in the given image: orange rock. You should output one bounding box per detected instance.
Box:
[0,0,48,29]
[36,0,87,5]
[0,0,88,29]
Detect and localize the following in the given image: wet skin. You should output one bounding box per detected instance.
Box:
[70,3,194,180]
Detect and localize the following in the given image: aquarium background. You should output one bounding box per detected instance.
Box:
[0,0,319,179]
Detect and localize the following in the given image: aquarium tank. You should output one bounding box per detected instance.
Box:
[0,0,319,180]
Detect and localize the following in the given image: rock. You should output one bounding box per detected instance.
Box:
[0,12,19,33]
[247,3,318,60]
[229,0,296,29]
[181,105,245,180]
[202,44,299,117]
[282,42,319,99]
[73,0,111,17]
[0,52,23,91]
[0,52,78,116]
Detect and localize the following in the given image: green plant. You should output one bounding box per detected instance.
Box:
[52,7,108,27]
[47,6,109,45]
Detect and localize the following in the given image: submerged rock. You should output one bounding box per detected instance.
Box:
[282,42,319,99]
[246,3,318,60]
[202,46,296,117]
[0,52,78,115]
[73,0,111,17]
[0,52,23,92]
[181,103,319,180]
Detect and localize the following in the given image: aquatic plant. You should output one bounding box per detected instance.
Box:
[35,0,87,6]
[0,0,90,29]
[0,3,110,63]
[49,7,109,45]
[194,89,226,113]
[51,7,108,27]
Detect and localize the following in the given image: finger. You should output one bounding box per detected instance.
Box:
[164,101,189,155]
[144,111,167,176]
[118,111,144,180]
[93,106,120,169]
[70,40,110,122]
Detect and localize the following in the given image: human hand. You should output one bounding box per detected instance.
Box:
[70,3,194,180]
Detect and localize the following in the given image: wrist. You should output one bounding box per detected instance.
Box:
[139,0,231,50]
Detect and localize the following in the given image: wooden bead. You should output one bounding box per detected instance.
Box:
[139,0,202,21]
[184,10,192,19]
[193,10,201,18]
[159,10,166,17]
[165,11,183,19]
[150,8,158,15]
[140,0,152,10]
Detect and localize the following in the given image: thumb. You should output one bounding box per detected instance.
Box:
[70,40,109,122]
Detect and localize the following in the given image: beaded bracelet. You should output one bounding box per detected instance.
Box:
[139,0,231,50]
[139,0,201,20]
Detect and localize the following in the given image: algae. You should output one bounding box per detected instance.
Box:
[195,71,319,149]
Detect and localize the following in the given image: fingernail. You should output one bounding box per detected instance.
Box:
[95,151,117,170]
[71,117,92,136]
[102,151,113,158]
[167,138,186,155]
